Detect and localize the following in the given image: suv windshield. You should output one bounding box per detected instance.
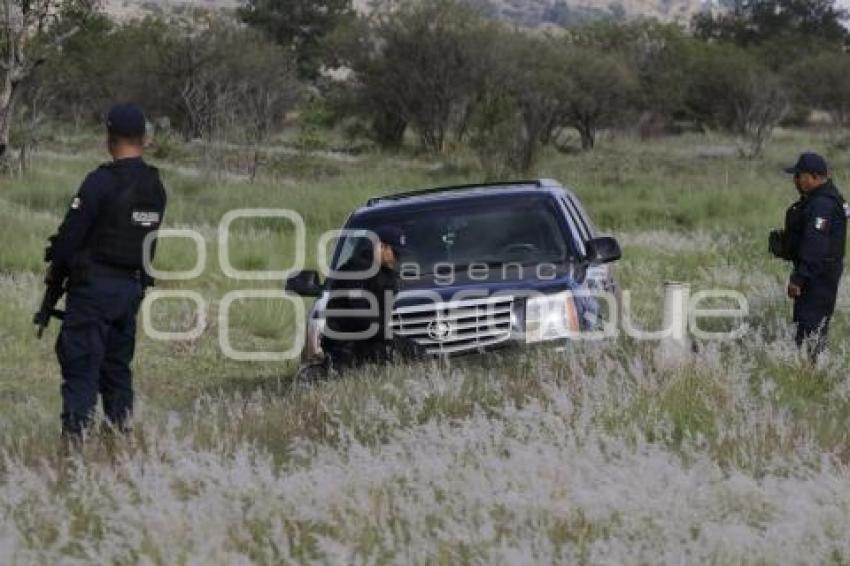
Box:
[334,195,573,277]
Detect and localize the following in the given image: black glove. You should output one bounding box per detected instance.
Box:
[769,229,788,260]
[44,235,57,263]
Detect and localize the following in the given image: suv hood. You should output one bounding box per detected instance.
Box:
[393,270,586,309]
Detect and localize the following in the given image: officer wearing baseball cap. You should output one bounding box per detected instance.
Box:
[770,152,848,359]
[374,225,406,259]
[321,226,408,371]
[42,103,167,442]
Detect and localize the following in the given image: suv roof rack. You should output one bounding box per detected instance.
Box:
[366,179,561,207]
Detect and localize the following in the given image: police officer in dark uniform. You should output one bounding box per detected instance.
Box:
[45,104,167,440]
[770,152,848,359]
[322,227,407,370]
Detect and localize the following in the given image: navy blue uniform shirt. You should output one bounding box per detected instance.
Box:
[790,180,847,289]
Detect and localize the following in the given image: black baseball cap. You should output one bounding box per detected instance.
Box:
[374,226,407,249]
[106,104,147,138]
[784,152,828,176]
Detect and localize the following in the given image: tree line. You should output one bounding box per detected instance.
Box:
[3,0,850,175]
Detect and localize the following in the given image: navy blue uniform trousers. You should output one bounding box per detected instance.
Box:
[56,277,143,436]
[793,266,842,357]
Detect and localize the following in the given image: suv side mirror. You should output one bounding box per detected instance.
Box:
[285,270,323,297]
[585,236,622,265]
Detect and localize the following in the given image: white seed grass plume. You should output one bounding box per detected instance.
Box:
[1,338,849,563]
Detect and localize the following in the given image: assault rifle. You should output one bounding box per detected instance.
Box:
[34,266,66,339]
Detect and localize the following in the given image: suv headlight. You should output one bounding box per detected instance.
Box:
[525,291,580,343]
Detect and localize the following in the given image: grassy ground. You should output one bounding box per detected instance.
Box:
[1,128,849,563]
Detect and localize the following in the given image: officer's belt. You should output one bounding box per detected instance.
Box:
[89,262,143,281]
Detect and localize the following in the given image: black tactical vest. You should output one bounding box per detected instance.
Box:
[86,162,167,271]
[809,183,847,263]
[785,182,848,264]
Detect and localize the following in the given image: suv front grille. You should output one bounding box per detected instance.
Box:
[392,296,515,355]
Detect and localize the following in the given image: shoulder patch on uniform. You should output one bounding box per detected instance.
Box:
[844,202,850,218]
[70,197,81,210]
[814,216,830,232]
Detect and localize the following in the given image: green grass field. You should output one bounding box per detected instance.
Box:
[1,128,849,563]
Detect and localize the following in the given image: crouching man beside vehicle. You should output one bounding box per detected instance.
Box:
[321,226,409,371]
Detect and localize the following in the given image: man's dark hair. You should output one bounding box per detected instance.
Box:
[108,132,145,147]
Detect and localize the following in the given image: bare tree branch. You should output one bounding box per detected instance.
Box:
[0,0,86,166]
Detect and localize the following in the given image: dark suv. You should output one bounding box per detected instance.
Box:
[286,179,621,359]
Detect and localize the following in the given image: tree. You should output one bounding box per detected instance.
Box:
[41,13,227,139]
[568,21,692,133]
[495,34,571,169]
[39,10,301,150]
[14,78,52,172]
[331,0,495,154]
[693,0,848,51]
[732,71,788,157]
[225,33,300,180]
[240,0,352,80]
[0,0,91,167]
[467,90,522,178]
[556,47,636,150]
[466,31,636,175]
[377,0,493,153]
[148,14,301,175]
[786,52,850,127]
[33,9,113,129]
[325,18,410,150]
[683,43,788,157]
[466,32,570,175]
[165,15,237,140]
